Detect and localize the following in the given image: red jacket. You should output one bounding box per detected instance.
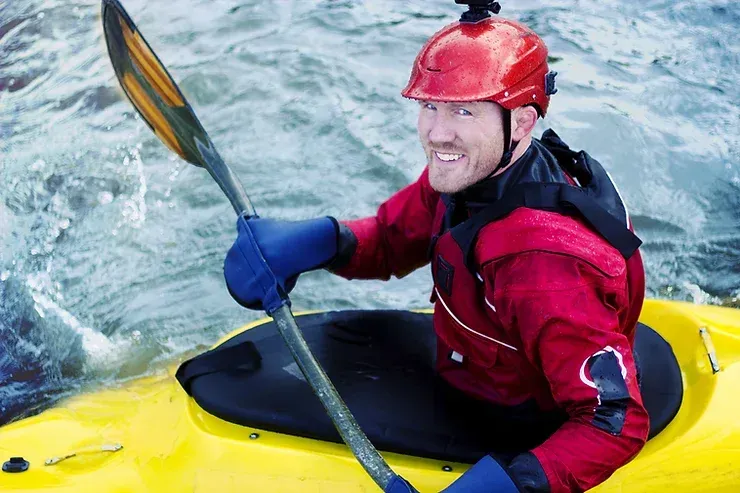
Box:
[335,140,649,492]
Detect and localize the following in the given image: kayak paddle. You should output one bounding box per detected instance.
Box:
[100,1,413,491]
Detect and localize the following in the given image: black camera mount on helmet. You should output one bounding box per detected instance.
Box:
[455,0,502,23]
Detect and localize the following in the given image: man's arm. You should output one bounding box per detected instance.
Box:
[223,167,439,311]
[485,252,649,493]
[332,166,441,280]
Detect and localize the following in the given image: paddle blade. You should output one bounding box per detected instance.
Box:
[102,0,209,167]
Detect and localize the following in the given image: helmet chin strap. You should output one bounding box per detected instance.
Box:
[483,109,519,181]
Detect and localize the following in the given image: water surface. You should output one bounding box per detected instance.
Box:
[1,0,738,423]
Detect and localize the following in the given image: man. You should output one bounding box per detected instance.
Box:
[223,8,649,493]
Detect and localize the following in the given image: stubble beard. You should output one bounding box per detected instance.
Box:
[428,162,461,193]
[428,158,475,194]
[423,134,504,193]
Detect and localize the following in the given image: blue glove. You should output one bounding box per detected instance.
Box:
[224,215,338,314]
[385,474,419,493]
[441,455,519,493]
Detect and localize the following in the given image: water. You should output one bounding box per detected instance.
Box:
[0,0,737,424]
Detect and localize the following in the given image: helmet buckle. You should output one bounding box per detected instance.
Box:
[545,71,558,96]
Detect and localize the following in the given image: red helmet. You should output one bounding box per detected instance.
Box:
[402,17,556,116]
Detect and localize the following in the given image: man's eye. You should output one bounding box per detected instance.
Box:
[423,102,437,111]
[457,108,472,116]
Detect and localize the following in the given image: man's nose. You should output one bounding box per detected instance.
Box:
[428,115,455,144]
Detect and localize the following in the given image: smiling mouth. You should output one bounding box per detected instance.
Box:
[434,151,465,162]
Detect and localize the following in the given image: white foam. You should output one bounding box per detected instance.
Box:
[26,272,117,371]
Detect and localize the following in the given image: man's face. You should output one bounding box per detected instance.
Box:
[417,100,506,194]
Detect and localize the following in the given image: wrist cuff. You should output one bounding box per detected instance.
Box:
[326,218,357,271]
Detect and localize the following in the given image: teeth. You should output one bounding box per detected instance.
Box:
[435,152,464,162]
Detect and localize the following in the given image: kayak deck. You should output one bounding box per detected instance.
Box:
[1,299,740,491]
[0,371,457,492]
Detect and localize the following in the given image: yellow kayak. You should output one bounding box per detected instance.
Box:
[1,298,739,492]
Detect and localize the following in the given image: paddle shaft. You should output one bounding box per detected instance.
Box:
[273,305,396,488]
[200,133,396,489]
[193,83,398,493]
[193,138,255,217]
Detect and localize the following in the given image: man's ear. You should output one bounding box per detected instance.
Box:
[511,106,538,141]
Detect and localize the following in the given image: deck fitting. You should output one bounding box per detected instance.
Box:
[699,327,721,374]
